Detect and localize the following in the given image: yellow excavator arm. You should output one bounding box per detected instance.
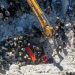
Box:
[27,0,54,37]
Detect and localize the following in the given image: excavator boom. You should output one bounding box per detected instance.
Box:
[27,0,54,37]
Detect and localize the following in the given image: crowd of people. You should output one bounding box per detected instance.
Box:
[0,27,49,70]
[0,0,54,21]
[0,0,31,21]
[0,0,74,21]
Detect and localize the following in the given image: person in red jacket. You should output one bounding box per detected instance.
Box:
[42,54,48,64]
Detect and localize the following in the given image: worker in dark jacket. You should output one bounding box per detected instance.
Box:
[7,2,16,17]
[43,0,47,8]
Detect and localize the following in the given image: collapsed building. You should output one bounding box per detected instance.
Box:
[0,0,75,75]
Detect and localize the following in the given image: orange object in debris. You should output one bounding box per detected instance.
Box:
[25,47,36,62]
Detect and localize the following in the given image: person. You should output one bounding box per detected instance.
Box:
[24,1,31,13]
[43,0,47,9]
[7,0,15,4]
[7,2,16,17]
[54,0,62,16]
[0,11,3,19]
[4,10,10,21]
[33,46,43,59]
[37,0,42,6]
[42,54,48,63]
[0,6,3,19]
[66,5,73,21]
[32,25,43,37]
[48,0,52,10]
[0,5,6,20]
[15,0,21,11]
[55,17,66,41]
[45,6,51,15]
[55,17,62,26]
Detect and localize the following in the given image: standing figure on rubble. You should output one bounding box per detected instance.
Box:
[48,0,52,10]
[0,5,9,20]
[53,0,62,16]
[0,5,4,20]
[45,6,51,15]
[66,5,73,21]
[37,0,42,6]
[55,17,67,44]
[43,0,47,9]
[54,17,68,61]
[7,2,16,17]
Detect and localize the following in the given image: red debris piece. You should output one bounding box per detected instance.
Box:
[25,47,36,62]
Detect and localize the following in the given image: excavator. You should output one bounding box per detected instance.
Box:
[27,0,54,38]
[25,1,64,70]
[25,0,54,62]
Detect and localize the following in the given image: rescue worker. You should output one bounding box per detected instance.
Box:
[32,25,43,37]
[45,6,51,15]
[7,2,16,17]
[0,5,6,20]
[0,6,3,19]
[54,0,62,16]
[48,0,52,10]
[43,0,47,9]
[66,5,73,21]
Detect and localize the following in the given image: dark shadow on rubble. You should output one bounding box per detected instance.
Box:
[42,39,63,71]
[53,59,63,71]
[54,33,68,62]
[58,54,64,61]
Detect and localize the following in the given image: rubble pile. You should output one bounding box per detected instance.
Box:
[0,0,75,75]
[0,33,49,68]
